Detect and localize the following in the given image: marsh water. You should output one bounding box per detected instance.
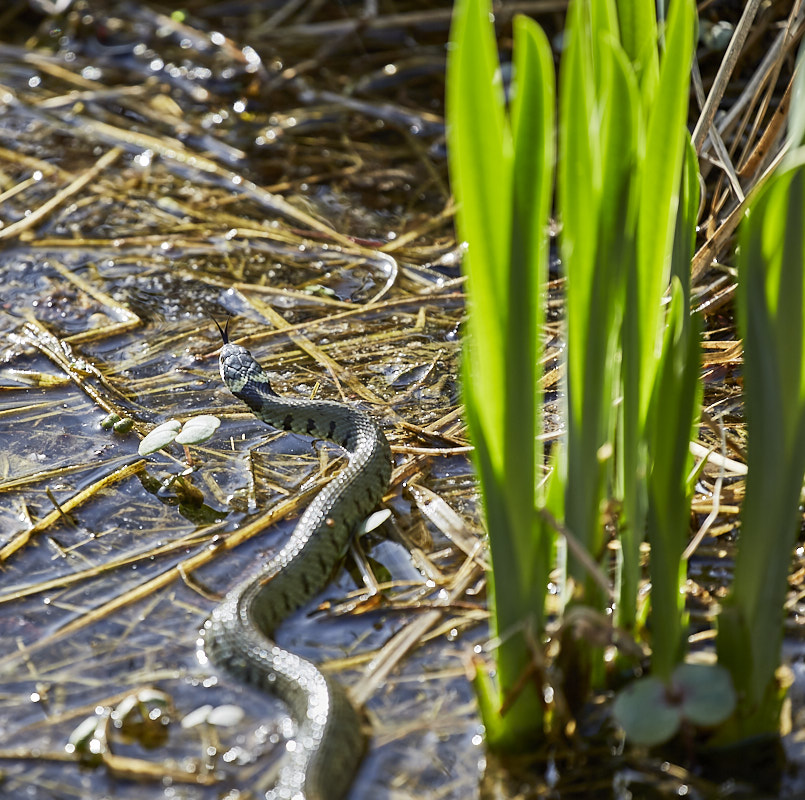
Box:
[0,1,804,799]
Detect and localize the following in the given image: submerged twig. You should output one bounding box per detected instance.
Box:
[353,556,483,706]
[0,459,145,562]
[0,147,122,241]
[0,471,339,670]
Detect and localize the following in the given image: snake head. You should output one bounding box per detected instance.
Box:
[219,340,278,413]
[214,316,279,409]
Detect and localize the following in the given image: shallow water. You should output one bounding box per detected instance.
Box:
[0,1,804,799]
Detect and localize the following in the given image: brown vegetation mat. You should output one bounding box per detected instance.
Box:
[0,1,803,798]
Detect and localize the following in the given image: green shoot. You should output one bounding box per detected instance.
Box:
[447,0,557,750]
[716,154,805,741]
[618,0,696,634]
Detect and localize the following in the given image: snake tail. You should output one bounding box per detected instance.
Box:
[201,341,392,800]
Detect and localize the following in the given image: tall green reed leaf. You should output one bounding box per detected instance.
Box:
[447,0,510,463]
[670,139,700,307]
[447,0,557,749]
[642,138,701,682]
[717,155,805,740]
[559,0,627,602]
[615,0,659,95]
[635,0,694,408]
[645,278,702,680]
[449,0,701,749]
[618,0,695,629]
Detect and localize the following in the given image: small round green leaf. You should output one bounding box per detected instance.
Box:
[175,415,221,445]
[100,412,121,430]
[67,715,101,752]
[181,704,213,729]
[673,663,736,727]
[138,420,182,456]
[113,417,134,433]
[207,704,245,727]
[612,676,682,746]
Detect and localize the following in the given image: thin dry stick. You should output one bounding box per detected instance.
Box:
[0,452,135,492]
[537,507,616,601]
[0,144,74,180]
[0,526,218,605]
[405,482,489,569]
[353,557,482,706]
[736,74,794,183]
[232,282,354,310]
[691,140,789,283]
[0,473,333,672]
[46,259,142,344]
[688,441,746,476]
[60,116,359,249]
[692,0,764,152]
[0,744,217,786]
[235,290,464,351]
[241,294,387,405]
[714,7,805,143]
[0,147,122,241]
[735,0,804,174]
[15,318,145,422]
[0,459,145,562]
[394,443,473,455]
[691,60,744,200]
[256,2,566,40]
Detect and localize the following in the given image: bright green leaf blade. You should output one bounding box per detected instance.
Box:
[559,3,636,580]
[597,35,638,264]
[507,12,554,518]
[616,0,659,95]
[511,15,555,291]
[634,0,695,419]
[589,0,619,81]
[558,0,607,571]
[559,0,600,424]
[645,279,701,679]
[726,156,805,720]
[670,135,700,306]
[447,0,512,472]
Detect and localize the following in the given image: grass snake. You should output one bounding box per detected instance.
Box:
[200,325,392,800]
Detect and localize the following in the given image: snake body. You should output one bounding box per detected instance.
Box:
[200,335,392,800]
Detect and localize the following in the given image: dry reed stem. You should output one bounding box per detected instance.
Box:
[0,147,123,241]
[0,459,146,562]
[0,469,352,672]
[353,556,483,706]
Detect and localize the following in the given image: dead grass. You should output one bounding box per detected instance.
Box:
[0,0,803,798]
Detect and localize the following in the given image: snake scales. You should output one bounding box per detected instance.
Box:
[200,324,392,800]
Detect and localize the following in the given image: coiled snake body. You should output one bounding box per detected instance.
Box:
[200,332,392,800]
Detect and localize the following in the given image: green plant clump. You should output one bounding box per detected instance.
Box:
[450,0,805,761]
[447,0,716,750]
[716,153,805,743]
[447,0,558,751]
